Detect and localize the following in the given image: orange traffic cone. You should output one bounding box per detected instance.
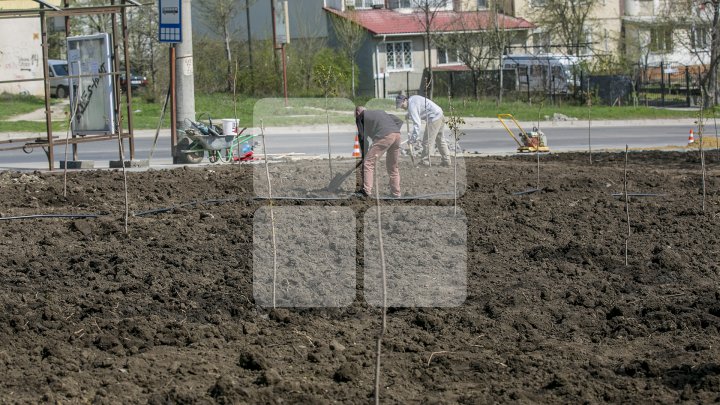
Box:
[352,135,361,158]
[688,129,695,144]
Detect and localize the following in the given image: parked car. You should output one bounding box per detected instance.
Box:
[48,59,70,98]
[120,72,148,92]
[502,54,579,95]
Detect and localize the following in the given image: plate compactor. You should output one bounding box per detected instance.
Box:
[497,113,550,153]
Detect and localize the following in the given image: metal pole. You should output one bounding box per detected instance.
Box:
[170,45,177,156]
[686,67,691,107]
[40,7,54,171]
[383,71,386,99]
[111,0,125,159]
[270,0,280,93]
[281,43,288,104]
[526,70,530,103]
[660,61,665,106]
[64,0,77,161]
[174,0,196,163]
[406,71,409,95]
[121,0,135,158]
[246,0,254,96]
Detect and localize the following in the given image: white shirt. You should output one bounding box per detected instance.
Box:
[406,95,444,140]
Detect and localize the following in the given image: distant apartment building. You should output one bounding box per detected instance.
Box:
[324,0,533,97]
[501,0,623,58]
[0,0,62,96]
[623,0,710,69]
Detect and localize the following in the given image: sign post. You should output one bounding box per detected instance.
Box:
[272,0,290,104]
[159,0,182,159]
[159,0,182,43]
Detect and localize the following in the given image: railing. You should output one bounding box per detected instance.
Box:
[325,0,344,11]
[624,0,657,17]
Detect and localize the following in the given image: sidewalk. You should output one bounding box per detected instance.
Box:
[1,117,700,142]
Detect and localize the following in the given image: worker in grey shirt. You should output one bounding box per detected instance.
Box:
[355,106,403,197]
[396,94,451,167]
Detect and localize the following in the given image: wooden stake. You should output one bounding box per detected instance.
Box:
[587,79,592,165]
[62,64,81,198]
[326,95,333,178]
[624,145,630,266]
[116,124,129,234]
[373,163,387,405]
[699,101,707,212]
[260,121,278,308]
[713,107,719,161]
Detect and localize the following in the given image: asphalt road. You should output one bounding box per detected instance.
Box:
[0,124,702,169]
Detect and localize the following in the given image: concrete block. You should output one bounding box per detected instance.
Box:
[59,160,95,169]
[109,160,150,168]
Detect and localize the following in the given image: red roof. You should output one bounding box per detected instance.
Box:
[324,8,534,36]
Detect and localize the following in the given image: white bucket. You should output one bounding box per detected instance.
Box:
[221,119,239,135]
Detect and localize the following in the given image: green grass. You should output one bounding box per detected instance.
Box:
[0,121,68,133]
[0,93,53,120]
[0,92,706,133]
[434,99,699,121]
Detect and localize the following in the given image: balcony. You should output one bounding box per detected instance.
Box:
[624,0,656,18]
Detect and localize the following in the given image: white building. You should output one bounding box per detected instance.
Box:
[0,1,62,96]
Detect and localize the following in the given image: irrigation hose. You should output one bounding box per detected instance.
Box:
[0,214,101,221]
[0,193,457,221]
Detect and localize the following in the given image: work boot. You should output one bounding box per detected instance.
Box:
[352,189,369,198]
[441,160,451,167]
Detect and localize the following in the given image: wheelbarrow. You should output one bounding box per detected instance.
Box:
[178,119,255,163]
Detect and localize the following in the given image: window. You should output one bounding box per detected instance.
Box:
[517,65,529,78]
[530,65,543,77]
[387,41,412,70]
[388,0,450,9]
[354,0,381,8]
[531,0,547,6]
[650,27,673,52]
[532,31,551,53]
[477,0,488,9]
[691,27,709,49]
[584,28,593,54]
[437,47,460,65]
[388,0,413,8]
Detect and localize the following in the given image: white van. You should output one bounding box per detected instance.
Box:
[502,54,579,94]
[48,59,70,98]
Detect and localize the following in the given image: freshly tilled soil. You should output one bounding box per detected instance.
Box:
[0,151,719,403]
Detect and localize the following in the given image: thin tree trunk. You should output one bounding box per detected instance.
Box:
[224,24,233,92]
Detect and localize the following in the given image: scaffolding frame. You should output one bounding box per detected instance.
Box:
[0,0,141,170]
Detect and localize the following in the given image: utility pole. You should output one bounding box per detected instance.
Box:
[174,0,196,163]
[270,0,289,104]
[246,0,254,96]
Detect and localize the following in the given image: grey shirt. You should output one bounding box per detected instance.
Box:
[356,110,403,142]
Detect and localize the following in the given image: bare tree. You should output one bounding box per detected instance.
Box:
[329,9,366,97]
[435,20,494,99]
[71,0,112,35]
[435,6,516,100]
[126,3,160,93]
[488,2,518,104]
[414,0,450,98]
[662,0,720,106]
[288,8,328,94]
[529,0,599,56]
[198,0,241,92]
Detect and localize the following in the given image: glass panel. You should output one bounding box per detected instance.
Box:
[438,48,447,64]
[403,42,412,68]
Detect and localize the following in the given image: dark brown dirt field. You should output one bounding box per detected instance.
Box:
[0,151,719,404]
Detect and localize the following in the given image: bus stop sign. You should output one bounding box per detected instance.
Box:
[158,0,182,43]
